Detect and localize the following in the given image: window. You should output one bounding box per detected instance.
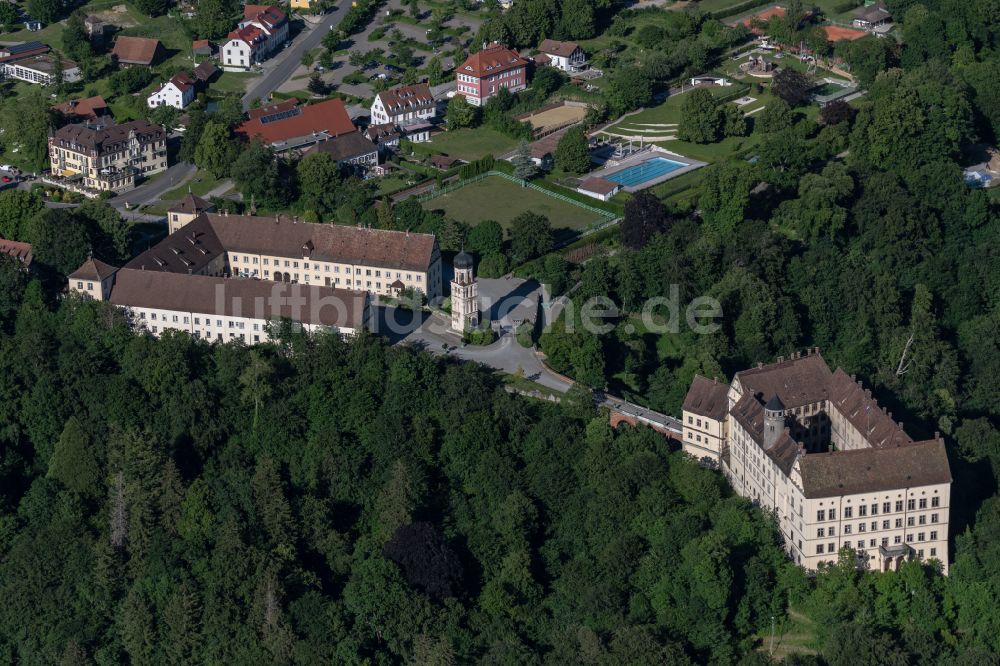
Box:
[895,535,902,544]
[817,510,826,521]
[859,523,866,532]
[857,540,864,550]
[817,528,825,538]
[930,531,937,540]
[907,517,914,527]
[919,498,927,509]
[828,542,835,553]
[844,525,852,534]
[930,548,937,557]
[907,499,916,510]
[918,549,924,558]
[829,509,836,520]
[882,520,890,530]
[816,544,824,554]
[895,519,902,528]
[151,313,157,321]
[871,504,878,515]
[883,502,891,513]
[931,513,939,523]
[183,317,189,324]
[919,515,926,525]
[932,496,940,508]
[896,500,903,512]
[194,318,200,325]
[829,527,836,536]
[905,533,913,543]
[859,505,868,517]
[76,281,83,289]
[918,532,925,542]
[844,507,853,518]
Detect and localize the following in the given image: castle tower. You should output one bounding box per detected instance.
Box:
[450,251,480,332]
[763,394,785,450]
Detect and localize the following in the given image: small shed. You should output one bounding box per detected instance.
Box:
[577,176,620,202]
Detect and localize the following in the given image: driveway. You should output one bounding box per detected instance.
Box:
[109,161,197,211]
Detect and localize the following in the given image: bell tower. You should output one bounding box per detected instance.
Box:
[763,394,785,450]
[450,251,480,332]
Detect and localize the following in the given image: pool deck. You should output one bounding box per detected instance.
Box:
[590,147,706,193]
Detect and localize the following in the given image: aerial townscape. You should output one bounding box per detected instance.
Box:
[1,0,1000,663]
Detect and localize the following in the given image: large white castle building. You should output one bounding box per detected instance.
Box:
[682,350,951,574]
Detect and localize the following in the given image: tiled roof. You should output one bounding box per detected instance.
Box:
[735,351,833,409]
[109,269,368,330]
[376,83,434,114]
[193,61,218,82]
[168,193,212,215]
[51,95,108,120]
[0,239,32,266]
[192,39,211,53]
[235,98,355,147]
[307,132,377,162]
[128,213,439,274]
[798,439,951,498]
[682,374,729,421]
[827,368,911,448]
[228,25,266,45]
[579,176,619,196]
[858,0,891,23]
[458,43,527,78]
[365,123,401,143]
[51,119,165,155]
[111,36,161,65]
[243,4,286,29]
[151,72,194,96]
[538,39,580,58]
[69,257,118,281]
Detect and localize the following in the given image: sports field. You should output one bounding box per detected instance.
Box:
[518,104,588,132]
[422,176,607,233]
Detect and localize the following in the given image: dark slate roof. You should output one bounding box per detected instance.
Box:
[735,352,833,409]
[69,257,118,281]
[765,394,785,411]
[453,251,473,270]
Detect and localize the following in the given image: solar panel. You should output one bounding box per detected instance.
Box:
[260,107,301,125]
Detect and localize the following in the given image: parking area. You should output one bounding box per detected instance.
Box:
[278,0,483,107]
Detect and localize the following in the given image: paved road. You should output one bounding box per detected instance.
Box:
[242,7,350,110]
[109,161,197,211]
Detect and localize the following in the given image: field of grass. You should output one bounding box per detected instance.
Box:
[427,128,519,162]
[422,176,607,234]
[160,169,225,200]
[210,72,257,95]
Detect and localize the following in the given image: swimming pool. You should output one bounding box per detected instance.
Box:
[605,157,688,187]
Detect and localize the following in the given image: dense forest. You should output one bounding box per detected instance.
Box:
[0,263,999,665]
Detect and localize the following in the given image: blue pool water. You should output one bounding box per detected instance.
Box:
[605,157,687,187]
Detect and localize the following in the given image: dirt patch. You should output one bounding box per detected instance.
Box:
[518,104,587,132]
[90,5,139,28]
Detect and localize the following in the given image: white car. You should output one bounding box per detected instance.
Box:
[0,165,13,172]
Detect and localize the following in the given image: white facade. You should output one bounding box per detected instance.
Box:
[450,254,479,331]
[147,79,194,110]
[2,59,81,85]
[222,38,255,70]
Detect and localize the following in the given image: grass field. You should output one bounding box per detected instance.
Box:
[422,176,607,234]
[161,170,225,200]
[427,128,519,161]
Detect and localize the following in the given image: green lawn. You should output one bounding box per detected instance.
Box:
[422,176,607,234]
[427,128,519,161]
[210,72,258,95]
[161,169,225,200]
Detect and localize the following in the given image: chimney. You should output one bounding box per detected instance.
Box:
[850,374,856,381]
[777,355,784,363]
[713,376,717,385]
[865,389,871,398]
[934,431,940,440]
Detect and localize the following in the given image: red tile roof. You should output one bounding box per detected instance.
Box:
[0,239,32,267]
[192,39,211,52]
[51,95,108,120]
[458,43,527,79]
[376,83,434,114]
[69,257,118,281]
[682,374,730,421]
[228,25,266,45]
[243,4,286,29]
[111,36,162,65]
[538,39,581,58]
[235,98,355,147]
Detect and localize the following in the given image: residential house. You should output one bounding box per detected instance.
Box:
[536,39,586,73]
[682,350,953,574]
[48,119,167,194]
[221,5,288,71]
[52,95,109,122]
[192,39,212,57]
[234,98,356,152]
[577,176,619,201]
[111,36,162,67]
[306,131,379,175]
[455,42,528,107]
[853,0,892,31]
[147,72,195,109]
[68,258,372,343]
[125,212,444,300]
[365,123,402,154]
[370,83,436,142]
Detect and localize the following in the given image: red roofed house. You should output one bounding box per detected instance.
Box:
[370,83,436,143]
[455,42,528,107]
[111,36,163,67]
[536,39,587,73]
[0,239,33,269]
[234,98,356,152]
[222,5,288,71]
[52,95,109,121]
[147,72,196,110]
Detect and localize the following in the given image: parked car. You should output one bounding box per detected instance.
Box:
[1,177,12,183]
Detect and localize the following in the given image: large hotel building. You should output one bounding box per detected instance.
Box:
[682,350,951,573]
